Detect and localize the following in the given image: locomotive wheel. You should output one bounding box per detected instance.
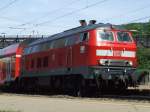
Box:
[76,79,89,97]
[113,80,128,93]
[95,78,105,96]
[118,80,128,92]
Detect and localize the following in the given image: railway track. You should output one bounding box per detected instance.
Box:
[0,88,150,102]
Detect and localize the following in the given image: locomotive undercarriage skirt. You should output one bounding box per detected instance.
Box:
[21,66,136,81]
[89,66,136,80]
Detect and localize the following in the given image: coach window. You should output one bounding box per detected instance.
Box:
[43,56,48,67]
[79,32,89,42]
[26,47,33,54]
[32,45,39,53]
[24,48,28,54]
[31,46,35,53]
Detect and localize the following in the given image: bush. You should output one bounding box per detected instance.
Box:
[137,48,150,69]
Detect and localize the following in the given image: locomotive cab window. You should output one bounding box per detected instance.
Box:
[117,31,132,42]
[97,30,114,41]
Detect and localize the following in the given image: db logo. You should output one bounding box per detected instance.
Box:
[114,50,121,56]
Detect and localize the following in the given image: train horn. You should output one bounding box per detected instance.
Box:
[79,20,87,26]
[89,20,96,25]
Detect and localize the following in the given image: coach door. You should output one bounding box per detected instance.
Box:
[6,59,12,81]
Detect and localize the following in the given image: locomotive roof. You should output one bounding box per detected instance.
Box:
[29,23,124,46]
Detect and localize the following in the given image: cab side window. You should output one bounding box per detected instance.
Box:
[79,32,89,42]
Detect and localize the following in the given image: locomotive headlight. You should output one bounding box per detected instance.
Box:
[99,59,105,65]
[125,61,133,66]
[125,61,129,65]
[99,59,109,65]
[99,60,103,65]
[105,60,109,65]
[129,61,133,66]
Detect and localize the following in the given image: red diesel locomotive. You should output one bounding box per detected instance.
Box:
[0,21,137,95]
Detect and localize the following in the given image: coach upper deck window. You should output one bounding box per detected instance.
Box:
[97,30,114,41]
[117,31,132,42]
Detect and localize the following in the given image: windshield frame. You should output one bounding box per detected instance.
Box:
[97,30,115,42]
[116,31,133,43]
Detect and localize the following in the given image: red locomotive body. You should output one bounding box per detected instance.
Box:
[20,22,137,94]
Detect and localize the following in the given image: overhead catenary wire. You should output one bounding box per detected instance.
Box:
[126,15,150,24]
[0,0,19,12]
[100,3,150,22]
[17,15,150,35]
[18,0,83,27]
[0,16,24,23]
[0,0,78,29]
[18,0,150,34]
[2,0,83,34]
[34,0,110,26]
[4,0,150,35]
[14,0,110,34]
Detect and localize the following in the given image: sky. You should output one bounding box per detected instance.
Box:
[0,0,150,36]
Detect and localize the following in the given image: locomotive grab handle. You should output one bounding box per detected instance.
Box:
[110,47,113,51]
[123,48,126,52]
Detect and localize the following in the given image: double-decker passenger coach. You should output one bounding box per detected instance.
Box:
[0,39,37,87]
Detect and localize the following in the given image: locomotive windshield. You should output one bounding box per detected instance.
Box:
[117,31,132,42]
[97,31,114,41]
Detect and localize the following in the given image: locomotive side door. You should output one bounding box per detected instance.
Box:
[67,45,72,70]
[66,36,76,70]
[77,32,89,65]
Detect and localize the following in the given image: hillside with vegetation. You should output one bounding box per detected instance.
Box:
[123,21,150,36]
[123,21,150,70]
